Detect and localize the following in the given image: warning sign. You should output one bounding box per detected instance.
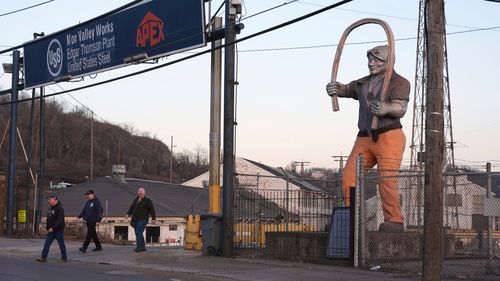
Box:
[18,210,27,223]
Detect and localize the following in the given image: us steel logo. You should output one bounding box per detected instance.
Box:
[136,11,165,48]
[47,39,63,77]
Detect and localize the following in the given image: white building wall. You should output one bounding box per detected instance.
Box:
[63,216,187,246]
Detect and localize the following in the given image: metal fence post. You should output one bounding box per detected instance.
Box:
[286,176,289,232]
[355,154,365,267]
[354,154,363,267]
[357,154,366,267]
[486,162,493,258]
[255,173,260,247]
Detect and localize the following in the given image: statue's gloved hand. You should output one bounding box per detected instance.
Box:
[370,100,389,117]
[370,99,408,117]
[326,82,345,97]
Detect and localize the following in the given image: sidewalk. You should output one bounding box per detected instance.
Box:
[0,237,420,281]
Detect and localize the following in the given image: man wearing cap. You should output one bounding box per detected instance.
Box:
[326,45,410,232]
[77,190,103,252]
[126,187,156,252]
[37,195,67,263]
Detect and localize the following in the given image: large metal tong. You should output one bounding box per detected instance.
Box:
[330,18,395,130]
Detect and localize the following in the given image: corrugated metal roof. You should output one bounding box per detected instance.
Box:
[43,177,209,217]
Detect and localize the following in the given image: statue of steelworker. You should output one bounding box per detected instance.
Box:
[326,45,410,232]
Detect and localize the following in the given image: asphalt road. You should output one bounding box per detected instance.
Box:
[0,238,426,281]
[0,255,228,281]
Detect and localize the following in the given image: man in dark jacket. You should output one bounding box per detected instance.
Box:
[126,187,156,252]
[78,190,103,253]
[37,195,67,263]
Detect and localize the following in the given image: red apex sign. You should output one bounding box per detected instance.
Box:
[136,11,165,48]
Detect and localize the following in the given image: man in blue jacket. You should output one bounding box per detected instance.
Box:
[37,195,67,263]
[78,190,103,253]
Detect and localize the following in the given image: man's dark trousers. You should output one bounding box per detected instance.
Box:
[82,222,102,250]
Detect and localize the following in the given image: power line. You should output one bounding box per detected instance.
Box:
[50,83,107,122]
[0,0,55,17]
[332,155,345,170]
[297,1,500,33]
[44,83,166,166]
[44,83,108,124]
[0,0,355,106]
[236,26,500,53]
[293,160,310,176]
[241,0,298,21]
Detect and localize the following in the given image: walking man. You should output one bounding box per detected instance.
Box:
[37,195,67,263]
[326,45,410,232]
[126,187,156,252]
[78,190,103,253]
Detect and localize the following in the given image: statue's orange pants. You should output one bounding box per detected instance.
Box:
[342,128,405,224]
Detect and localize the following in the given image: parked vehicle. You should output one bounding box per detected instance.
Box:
[50,181,73,189]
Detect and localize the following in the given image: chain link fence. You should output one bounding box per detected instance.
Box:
[233,173,340,259]
[359,169,500,280]
[233,168,500,280]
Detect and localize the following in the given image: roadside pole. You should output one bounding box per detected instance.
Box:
[35,86,46,237]
[222,0,241,258]
[6,50,21,236]
[423,0,446,280]
[209,17,223,214]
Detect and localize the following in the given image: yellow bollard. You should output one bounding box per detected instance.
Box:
[184,215,194,250]
[193,215,202,251]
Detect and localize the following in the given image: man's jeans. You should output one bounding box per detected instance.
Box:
[133,220,147,250]
[41,230,67,260]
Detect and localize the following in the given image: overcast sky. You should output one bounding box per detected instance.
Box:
[1,0,499,170]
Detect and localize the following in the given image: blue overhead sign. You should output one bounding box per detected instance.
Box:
[24,0,206,89]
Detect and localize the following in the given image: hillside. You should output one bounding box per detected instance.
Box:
[0,94,208,186]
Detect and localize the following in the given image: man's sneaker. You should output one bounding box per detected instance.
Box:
[57,259,67,263]
[378,221,405,232]
[91,247,103,252]
[36,257,47,262]
[134,248,146,252]
[78,247,86,253]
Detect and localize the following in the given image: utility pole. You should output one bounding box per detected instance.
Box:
[90,111,94,181]
[35,85,46,237]
[293,161,310,177]
[118,138,121,163]
[24,32,43,237]
[332,155,345,200]
[423,1,445,280]
[209,17,222,213]
[411,0,458,175]
[332,155,345,171]
[25,89,36,236]
[6,50,20,236]
[222,0,241,258]
[169,136,176,183]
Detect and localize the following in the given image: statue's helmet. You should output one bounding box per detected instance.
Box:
[367,45,389,62]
